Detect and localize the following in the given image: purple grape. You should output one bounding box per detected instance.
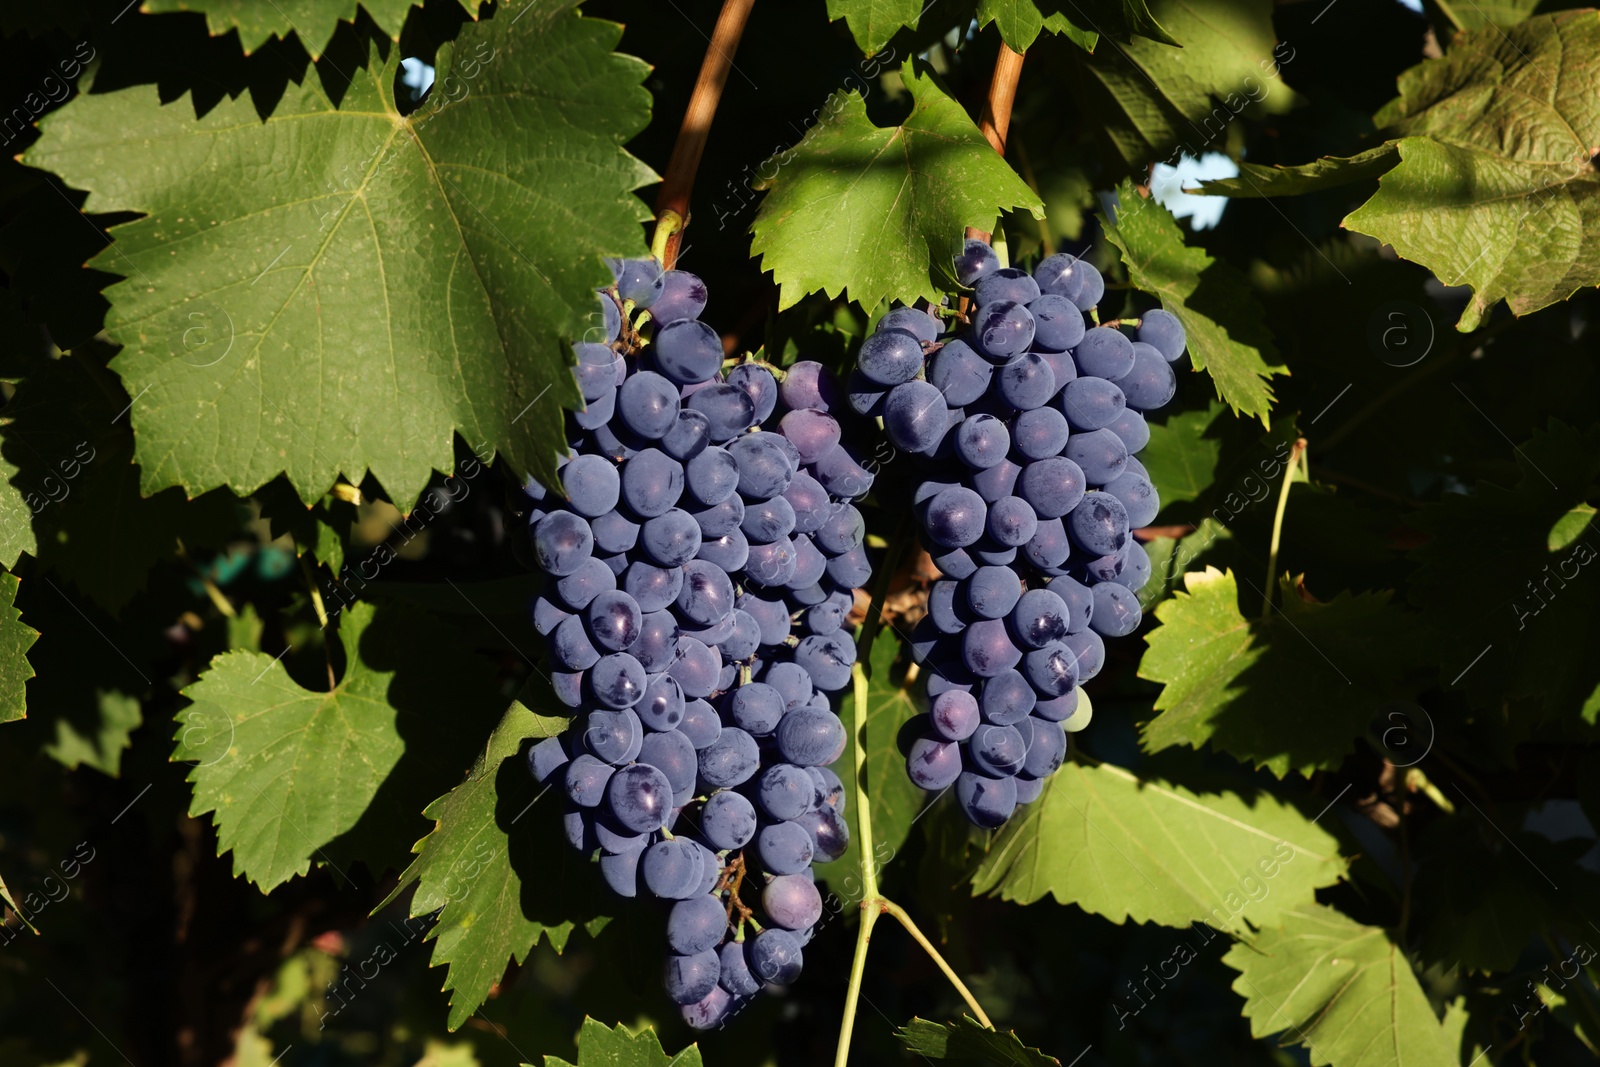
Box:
[1089,581,1142,637]
[555,556,616,611]
[668,636,722,699]
[858,328,926,387]
[565,753,614,807]
[955,414,1010,469]
[1022,641,1079,697]
[780,361,839,412]
[655,319,724,385]
[1027,293,1087,351]
[980,669,1035,725]
[907,734,963,789]
[692,495,746,538]
[662,406,713,460]
[532,511,593,577]
[1018,457,1086,519]
[996,353,1057,410]
[971,301,1035,360]
[639,729,699,792]
[724,362,779,424]
[968,723,1027,777]
[687,383,756,442]
[1121,342,1178,410]
[757,821,815,875]
[1060,376,1126,431]
[924,486,987,548]
[1106,407,1149,453]
[728,683,785,735]
[794,632,855,691]
[955,238,1000,286]
[1137,307,1187,360]
[586,591,642,655]
[1033,688,1079,722]
[699,727,760,787]
[749,928,805,984]
[965,565,1023,619]
[729,433,795,499]
[591,654,647,709]
[641,508,703,566]
[956,770,1017,828]
[795,804,849,860]
[686,447,739,507]
[618,371,680,439]
[719,942,763,997]
[652,269,709,324]
[931,690,980,741]
[606,763,674,832]
[1012,406,1069,461]
[974,267,1041,307]
[962,619,1022,677]
[986,495,1039,548]
[779,410,841,464]
[616,257,666,307]
[763,874,823,930]
[812,443,874,498]
[1111,538,1153,592]
[621,448,685,517]
[928,338,992,407]
[971,458,1022,503]
[757,764,816,821]
[700,789,757,849]
[884,381,950,452]
[591,510,641,554]
[1034,253,1102,311]
[774,708,846,766]
[1073,327,1134,381]
[1068,491,1131,556]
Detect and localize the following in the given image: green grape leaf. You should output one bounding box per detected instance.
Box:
[1412,817,1600,974]
[976,0,1098,52]
[174,602,404,890]
[25,3,655,511]
[544,1019,703,1067]
[970,761,1344,933]
[1224,904,1461,1067]
[1343,12,1600,331]
[0,572,38,723]
[863,628,931,871]
[43,689,141,776]
[1140,403,1226,513]
[138,0,471,57]
[897,1017,1060,1065]
[0,455,34,579]
[1409,421,1600,715]
[1138,567,1418,777]
[824,0,927,55]
[1101,180,1285,423]
[385,692,608,1031]
[1072,0,1295,168]
[1192,144,1399,198]
[0,348,243,612]
[173,600,504,890]
[751,64,1044,313]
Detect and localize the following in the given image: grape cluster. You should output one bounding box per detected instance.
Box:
[863,239,1185,828]
[524,256,873,1029]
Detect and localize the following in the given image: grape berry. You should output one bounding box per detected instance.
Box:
[526,256,873,1029]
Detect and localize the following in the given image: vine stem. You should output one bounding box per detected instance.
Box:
[965,41,1025,247]
[833,663,880,1067]
[1260,438,1306,619]
[833,516,995,1065]
[652,0,757,269]
[879,900,994,1028]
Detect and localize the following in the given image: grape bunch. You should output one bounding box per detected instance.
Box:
[862,239,1184,829]
[523,255,874,1029]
